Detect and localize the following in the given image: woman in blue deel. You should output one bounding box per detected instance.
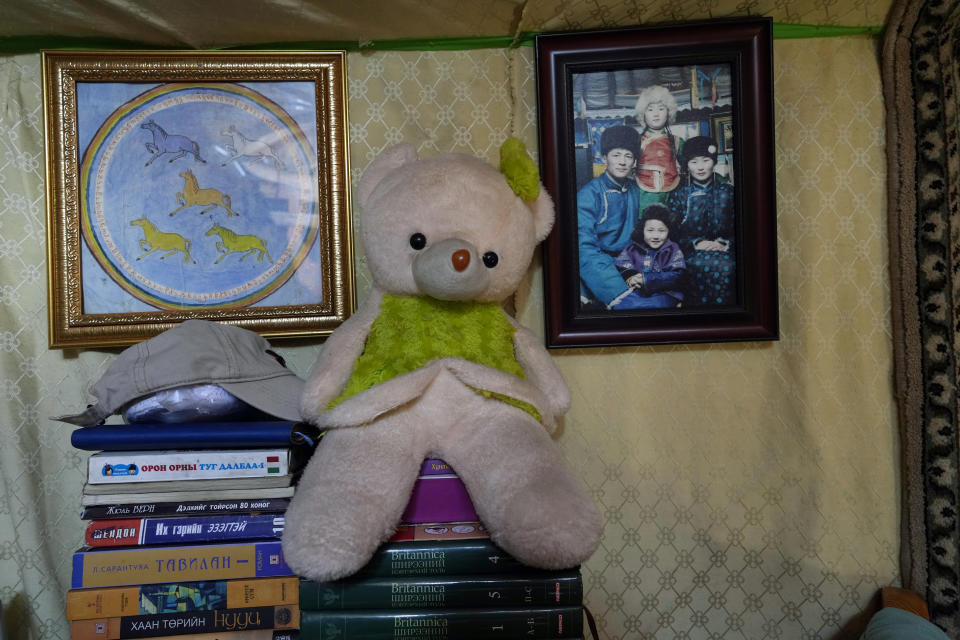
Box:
[666,135,737,307]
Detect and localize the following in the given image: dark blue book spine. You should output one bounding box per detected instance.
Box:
[142,514,285,544]
[70,605,299,639]
[80,497,290,520]
[85,514,285,546]
[70,421,305,451]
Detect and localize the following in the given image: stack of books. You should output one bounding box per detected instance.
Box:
[298,458,586,639]
[66,420,313,640]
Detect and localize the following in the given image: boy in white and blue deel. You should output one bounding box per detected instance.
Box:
[576,124,654,310]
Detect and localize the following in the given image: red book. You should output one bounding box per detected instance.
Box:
[389,521,489,542]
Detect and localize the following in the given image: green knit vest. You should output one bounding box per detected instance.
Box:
[329,295,540,421]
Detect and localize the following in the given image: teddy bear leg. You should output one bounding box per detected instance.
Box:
[441,405,602,570]
[282,418,428,581]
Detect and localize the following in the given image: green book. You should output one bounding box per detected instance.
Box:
[300,570,582,610]
[300,606,583,639]
[355,538,527,577]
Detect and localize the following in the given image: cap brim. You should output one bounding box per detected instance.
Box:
[53,405,110,427]
[220,374,305,422]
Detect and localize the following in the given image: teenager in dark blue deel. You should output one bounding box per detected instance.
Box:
[577,124,654,310]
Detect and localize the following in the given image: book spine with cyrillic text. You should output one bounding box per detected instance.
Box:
[66,576,299,620]
[85,514,285,547]
[121,632,299,640]
[70,605,299,640]
[88,449,291,484]
[355,539,526,577]
[71,540,292,588]
[81,498,289,521]
[299,570,582,610]
[418,458,454,475]
[299,606,582,639]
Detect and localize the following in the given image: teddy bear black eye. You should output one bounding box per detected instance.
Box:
[409,233,427,250]
[482,251,499,268]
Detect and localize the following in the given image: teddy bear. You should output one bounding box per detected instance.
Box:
[281,139,603,582]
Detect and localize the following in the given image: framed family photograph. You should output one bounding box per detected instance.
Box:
[43,50,354,349]
[535,18,778,347]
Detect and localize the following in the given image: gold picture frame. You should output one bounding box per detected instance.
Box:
[43,50,354,349]
[713,114,734,153]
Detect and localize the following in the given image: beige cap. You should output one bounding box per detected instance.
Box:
[56,320,304,425]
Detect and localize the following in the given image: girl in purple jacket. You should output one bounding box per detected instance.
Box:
[613,203,685,309]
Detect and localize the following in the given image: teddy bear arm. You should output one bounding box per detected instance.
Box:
[300,294,382,420]
[511,323,571,418]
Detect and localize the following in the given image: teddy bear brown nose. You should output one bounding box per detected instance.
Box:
[451,249,470,272]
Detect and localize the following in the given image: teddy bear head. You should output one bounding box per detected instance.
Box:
[356,141,554,303]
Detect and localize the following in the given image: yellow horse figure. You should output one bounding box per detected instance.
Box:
[206,222,273,264]
[130,217,194,263]
[169,170,239,217]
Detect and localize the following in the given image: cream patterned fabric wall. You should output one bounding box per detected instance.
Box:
[0,35,896,639]
[517,37,897,637]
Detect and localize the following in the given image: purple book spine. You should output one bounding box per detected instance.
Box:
[401,475,479,524]
[418,458,455,476]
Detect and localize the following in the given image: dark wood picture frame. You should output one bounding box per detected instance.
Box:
[535,18,778,348]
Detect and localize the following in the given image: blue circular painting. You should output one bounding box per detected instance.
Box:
[79,82,319,310]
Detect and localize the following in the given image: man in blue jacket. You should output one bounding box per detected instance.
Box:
[577,124,650,310]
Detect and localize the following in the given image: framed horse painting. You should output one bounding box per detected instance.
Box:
[42,51,353,348]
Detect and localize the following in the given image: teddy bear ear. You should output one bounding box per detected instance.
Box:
[498,137,555,242]
[528,188,556,243]
[358,144,419,208]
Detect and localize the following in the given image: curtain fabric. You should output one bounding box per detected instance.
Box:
[883,0,960,635]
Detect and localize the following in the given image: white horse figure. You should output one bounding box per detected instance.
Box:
[220,125,284,169]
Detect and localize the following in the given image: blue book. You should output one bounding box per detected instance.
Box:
[85,513,285,546]
[72,540,293,588]
[71,421,320,451]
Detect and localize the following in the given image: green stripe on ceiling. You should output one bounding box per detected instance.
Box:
[772,23,883,38]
